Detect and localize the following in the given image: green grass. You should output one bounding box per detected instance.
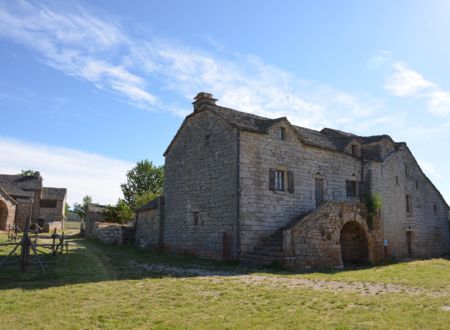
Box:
[1,233,450,329]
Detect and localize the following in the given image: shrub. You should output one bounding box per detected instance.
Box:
[364,192,382,230]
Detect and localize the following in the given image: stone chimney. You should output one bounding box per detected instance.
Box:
[192,92,217,112]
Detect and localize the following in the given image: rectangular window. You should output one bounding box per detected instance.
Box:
[346,180,357,198]
[433,204,437,215]
[351,145,357,156]
[40,199,57,208]
[275,170,285,191]
[406,194,411,213]
[192,212,199,226]
[279,127,286,141]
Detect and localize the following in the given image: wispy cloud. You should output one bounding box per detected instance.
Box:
[0,137,133,205]
[385,63,435,97]
[384,61,450,117]
[0,0,382,128]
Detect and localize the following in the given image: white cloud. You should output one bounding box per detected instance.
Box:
[384,61,450,117]
[0,137,133,205]
[384,63,435,97]
[427,90,450,117]
[0,0,381,128]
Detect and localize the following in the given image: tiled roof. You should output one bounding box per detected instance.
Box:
[42,187,67,200]
[164,99,399,156]
[135,198,159,212]
[0,174,42,199]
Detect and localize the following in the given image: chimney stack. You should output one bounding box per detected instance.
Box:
[192,92,217,112]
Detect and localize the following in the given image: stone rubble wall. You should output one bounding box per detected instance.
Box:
[163,110,238,260]
[93,222,134,245]
[282,202,383,270]
[0,194,16,231]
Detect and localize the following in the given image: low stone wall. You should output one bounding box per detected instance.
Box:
[282,202,383,270]
[93,222,134,245]
[44,221,63,232]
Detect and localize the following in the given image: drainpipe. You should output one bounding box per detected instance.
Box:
[236,129,241,259]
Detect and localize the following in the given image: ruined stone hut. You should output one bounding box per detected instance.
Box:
[0,173,67,231]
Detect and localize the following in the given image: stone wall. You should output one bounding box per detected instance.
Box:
[163,110,239,260]
[367,146,450,259]
[93,223,124,244]
[0,193,16,231]
[85,204,107,237]
[135,198,163,248]
[282,202,383,270]
[14,199,33,229]
[239,122,362,254]
[39,199,65,224]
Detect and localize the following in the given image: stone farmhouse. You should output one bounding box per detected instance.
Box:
[0,173,67,232]
[135,92,450,269]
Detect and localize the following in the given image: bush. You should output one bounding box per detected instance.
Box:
[364,192,382,230]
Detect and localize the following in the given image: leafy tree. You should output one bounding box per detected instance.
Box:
[21,169,40,176]
[73,195,93,220]
[64,203,70,218]
[121,160,164,208]
[135,191,159,209]
[103,199,133,224]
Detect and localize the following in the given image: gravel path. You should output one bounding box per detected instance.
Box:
[129,261,444,296]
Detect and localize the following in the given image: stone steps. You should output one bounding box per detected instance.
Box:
[239,230,287,267]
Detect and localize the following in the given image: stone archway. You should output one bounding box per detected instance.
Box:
[0,200,8,231]
[340,221,369,265]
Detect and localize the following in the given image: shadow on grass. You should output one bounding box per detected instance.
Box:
[0,237,430,291]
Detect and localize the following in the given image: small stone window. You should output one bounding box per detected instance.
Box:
[279,127,286,141]
[406,194,411,214]
[395,176,399,187]
[192,212,199,226]
[415,180,419,190]
[405,164,409,177]
[433,204,438,215]
[275,170,285,191]
[351,145,357,156]
[40,199,57,208]
[269,169,294,193]
[346,180,357,198]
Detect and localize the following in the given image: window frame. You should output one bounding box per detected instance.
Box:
[275,170,285,191]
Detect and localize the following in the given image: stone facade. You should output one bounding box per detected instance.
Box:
[282,202,383,269]
[134,197,164,248]
[0,174,67,231]
[141,92,450,268]
[0,188,16,231]
[92,223,132,245]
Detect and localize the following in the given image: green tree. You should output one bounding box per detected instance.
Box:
[135,191,159,209]
[121,160,164,208]
[21,169,40,176]
[103,199,133,224]
[73,195,93,220]
[64,203,70,218]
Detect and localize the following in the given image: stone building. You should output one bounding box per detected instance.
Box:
[0,173,67,231]
[84,203,107,237]
[135,92,450,269]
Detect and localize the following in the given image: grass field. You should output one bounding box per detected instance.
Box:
[1,232,450,329]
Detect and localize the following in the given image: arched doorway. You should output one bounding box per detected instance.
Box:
[0,200,8,231]
[340,221,369,265]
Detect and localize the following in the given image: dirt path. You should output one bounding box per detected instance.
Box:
[129,261,446,296]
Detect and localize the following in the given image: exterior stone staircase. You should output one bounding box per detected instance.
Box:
[239,230,289,267]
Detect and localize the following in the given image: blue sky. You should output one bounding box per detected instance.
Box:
[0,0,449,205]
